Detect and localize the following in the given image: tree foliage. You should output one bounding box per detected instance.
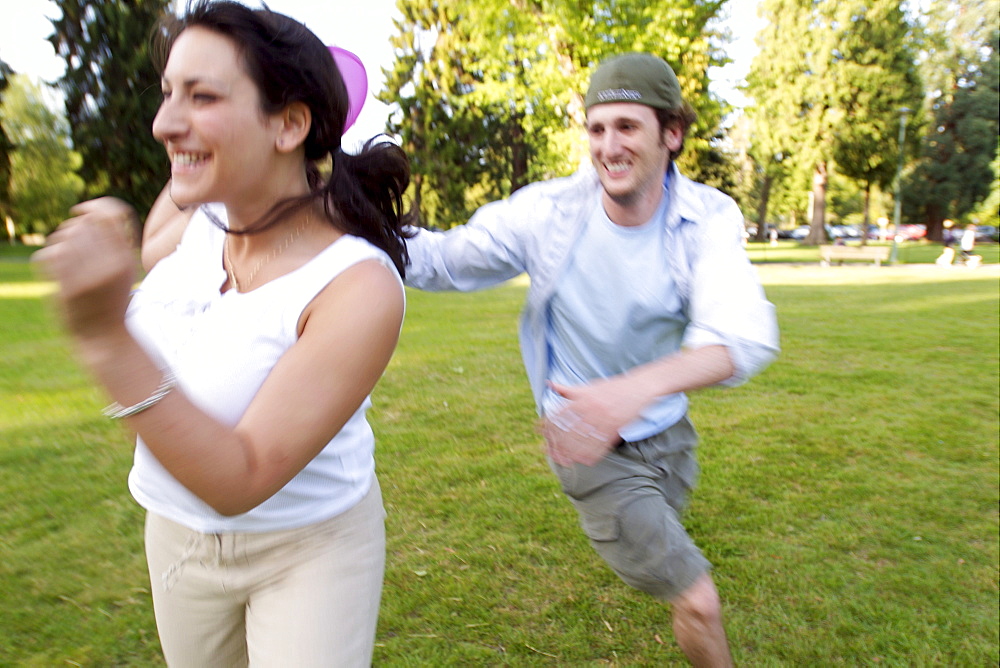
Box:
[830,0,922,235]
[49,0,170,216]
[972,138,1000,226]
[902,0,999,238]
[746,0,922,245]
[0,59,14,226]
[0,75,84,237]
[380,0,728,228]
[746,0,832,244]
[381,0,510,229]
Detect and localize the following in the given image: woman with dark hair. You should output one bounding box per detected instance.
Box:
[35,1,412,664]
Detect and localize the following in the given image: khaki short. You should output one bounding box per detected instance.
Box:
[549,415,710,601]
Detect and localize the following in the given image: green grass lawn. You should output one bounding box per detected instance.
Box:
[1,251,997,665]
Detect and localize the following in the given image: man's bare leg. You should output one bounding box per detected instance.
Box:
[671,573,734,667]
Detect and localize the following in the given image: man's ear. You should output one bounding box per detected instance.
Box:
[662,124,683,154]
[275,101,312,153]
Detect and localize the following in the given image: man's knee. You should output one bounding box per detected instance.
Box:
[671,573,723,625]
[670,574,734,667]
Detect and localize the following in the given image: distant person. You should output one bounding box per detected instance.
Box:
[960,223,978,265]
[403,53,779,666]
[936,219,955,266]
[942,220,955,248]
[34,1,413,665]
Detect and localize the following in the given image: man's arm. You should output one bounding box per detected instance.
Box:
[543,186,779,467]
[141,183,193,272]
[404,197,532,292]
[542,345,734,466]
[682,194,779,385]
[405,168,597,292]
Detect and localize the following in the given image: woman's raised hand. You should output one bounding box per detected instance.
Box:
[34,197,140,341]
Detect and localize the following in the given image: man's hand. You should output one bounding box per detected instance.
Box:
[540,377,643,467]
[541,408,616,467]
[539,347,736,467]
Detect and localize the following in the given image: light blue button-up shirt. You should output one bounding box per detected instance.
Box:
[404,163,780,429]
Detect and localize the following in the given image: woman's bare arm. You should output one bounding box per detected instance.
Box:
[37,199,404,515]
[141,183,194,272]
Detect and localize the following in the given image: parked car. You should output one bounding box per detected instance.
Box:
[884,224,926,241]
[745,223,777,238]
[867,224,888,240]
[829,225,862,239]
[902,224,926,240]
[975,225,998,242]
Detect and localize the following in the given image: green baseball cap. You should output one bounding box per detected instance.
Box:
[584,53,683,111]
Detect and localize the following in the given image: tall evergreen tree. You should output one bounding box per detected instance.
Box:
[904,0,999,238]
[746,0,835,245]
[972,137,1000,226]
[49,0,170,216]
[743,63,799,240]
[747,0,926,245]
[830,0,922,243]
[0,59,14,229]
[381,0,505,229]
[459,0,577,191]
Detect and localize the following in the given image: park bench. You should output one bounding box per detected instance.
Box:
[819,244,890,266]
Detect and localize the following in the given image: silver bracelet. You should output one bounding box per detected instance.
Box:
[102,370,177,419]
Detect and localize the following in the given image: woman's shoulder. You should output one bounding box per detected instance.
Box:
[297,235,405,333]
[295,233,402,294]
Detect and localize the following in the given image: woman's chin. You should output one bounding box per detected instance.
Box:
[168,186,208,209]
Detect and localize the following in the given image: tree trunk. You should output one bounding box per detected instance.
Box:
[510,123,529,193]
[860,182,871,246]
[925,202,946,241]
[805,161,828,245]
[755,173,773,242]
[411,172,424,227]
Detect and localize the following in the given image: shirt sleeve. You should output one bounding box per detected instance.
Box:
[681,195,780,385]
[404,194,534,292]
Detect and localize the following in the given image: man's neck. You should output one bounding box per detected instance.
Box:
[602,183,665,227]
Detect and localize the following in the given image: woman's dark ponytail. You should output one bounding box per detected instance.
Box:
[323,141,415,278]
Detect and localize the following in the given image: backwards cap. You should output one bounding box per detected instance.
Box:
[584,53,682,112]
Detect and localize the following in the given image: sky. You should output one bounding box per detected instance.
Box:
[0,0,764,149]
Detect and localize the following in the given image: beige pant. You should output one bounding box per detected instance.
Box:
[144,479,385,667]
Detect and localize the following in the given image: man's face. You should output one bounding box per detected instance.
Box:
[586,103,680,215]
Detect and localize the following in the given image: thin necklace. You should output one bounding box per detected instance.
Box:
[224,213,311,292]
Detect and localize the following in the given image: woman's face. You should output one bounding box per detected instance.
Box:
[152,27,284,209]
